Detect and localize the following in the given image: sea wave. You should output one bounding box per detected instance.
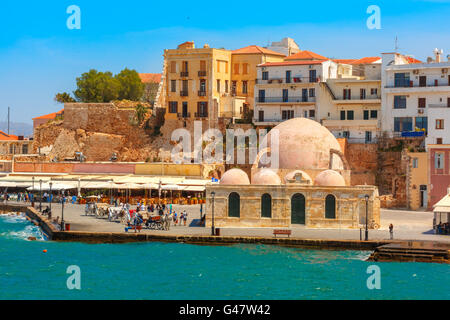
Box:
[0,214,45,241]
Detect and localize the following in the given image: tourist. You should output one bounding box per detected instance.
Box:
[389,223,394,240]
[173,211,177,225]
[183,210,188,226]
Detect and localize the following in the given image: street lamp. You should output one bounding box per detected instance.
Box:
[61,189,65,231]
[365,194,369,241]
[39,179,42,212]
[211,191,216,236]
[31,176,35,205]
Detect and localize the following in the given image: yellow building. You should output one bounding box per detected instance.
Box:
[407,152,429,210]
[162,42,284,125]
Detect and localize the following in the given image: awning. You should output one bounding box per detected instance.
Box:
[434,206,450,213]
[161,184,185,191]
[27,183,76,191]
[183,186,206,192]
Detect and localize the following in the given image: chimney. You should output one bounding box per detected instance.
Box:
[434,48,443,63]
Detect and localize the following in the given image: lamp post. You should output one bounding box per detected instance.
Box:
[39,179,42,212]
[49,182,53,214]
[31,176,35,205]
[211,191,216,236]
[61,189,65,231]
[365,194,369,241]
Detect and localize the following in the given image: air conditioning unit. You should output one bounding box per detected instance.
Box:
[413,69,419,75]
[442,68,448,74]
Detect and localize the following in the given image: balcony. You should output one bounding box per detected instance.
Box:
[177,112,191,119]
[198,91,207,97]
[333,97,381,104]
[180,91,189,97]
[322,119,379,130]
[255,96,316,104]
[256,76,320,85]
[180,71,189,77]
[393,131,426,138]
[385,81,450,93]
[429,103,450,108]
[195,112,208,118]
[198,71,207,77]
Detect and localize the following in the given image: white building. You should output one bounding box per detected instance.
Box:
[381,50,450,147]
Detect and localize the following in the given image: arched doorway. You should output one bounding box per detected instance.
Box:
[228,192,240,218]
[291,193,306,225]
[261,193,272,218]
[325,194,336,219]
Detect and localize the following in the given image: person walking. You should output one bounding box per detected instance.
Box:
[183,210,188,226]
[389,223,394,240]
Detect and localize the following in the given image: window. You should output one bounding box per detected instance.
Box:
[182,80,188,93]
[340,110,346,120]
[371,88,378,95]
[343,131,350,138]
[262,71,269,80]
[22,144,28,155]
[225,80,229,93]
[261,194,272,218]
[233,63,239,75]
[325,195,336,219]
[243,63,248,75]
[309,88,315,97]
[197,102,208,117]
[231,81,237,95]
[309,110,315,118]
[343,89,351,100]
[170,61,177,73]
[282,110,294,120]
[242,81,248,94]
[282,89,289,102]
[435,153,444,169]
[394,96,407,109]
[200,60,206,72]
[436,119,444,129]
[169,101,178,113]
[365,131,372,143]
[394,117,413,132]
[394,73,410,87]
[412,158,419,169]
[418,98,426,108]
[370,110,378,119]
[225,61,228,73]
[347,110,354,120]
[217,60,221,72]
[286,70,291,83]
[258,90,265,102]
[170,80,176,93]
[415,117,428,132]
[228,192,240,217]
[360,88,366,99]
[364,110,369,120]
[217,80,221,93]
[182,61,188,73]
[199,80,206,93]
[437,138,443,144]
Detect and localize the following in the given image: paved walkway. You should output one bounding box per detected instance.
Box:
[5,201,450,243]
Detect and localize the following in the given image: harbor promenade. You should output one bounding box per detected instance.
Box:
[3,201,448,243]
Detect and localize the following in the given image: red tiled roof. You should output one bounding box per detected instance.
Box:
[351,57,381,64]
[139,73,162,83]
[404,56,422,64]
[259,60,328,67]
[0,130,19,141]
[332,59,358,64]
[285,50,328,61]
[232,45,286,57]
[32,109,64,121]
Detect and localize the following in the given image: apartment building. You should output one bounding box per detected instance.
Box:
[428,144,450,208]
[163,42,284,126]
[253,51,337,126]
[381,50,450,147]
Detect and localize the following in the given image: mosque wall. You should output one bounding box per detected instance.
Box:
[205,184,380,229]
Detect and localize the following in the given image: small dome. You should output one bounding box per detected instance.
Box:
[220,168,250,185]
[252,169,281,185]
[284,170,312,184]
[314,170,346,187]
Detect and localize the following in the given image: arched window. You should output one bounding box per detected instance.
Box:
[325,194,336,219]
[228,192,240,218]
[261,193,272,218]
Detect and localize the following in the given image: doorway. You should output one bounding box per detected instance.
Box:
[291,193,306,225]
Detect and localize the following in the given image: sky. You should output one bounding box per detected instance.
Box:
[1,0,450,124]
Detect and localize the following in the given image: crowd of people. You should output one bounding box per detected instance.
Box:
[436,222,450,235]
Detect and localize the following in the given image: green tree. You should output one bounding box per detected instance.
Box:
[115,68,145,101]
[54,92,76,103]
[134,103,148,126]
[73,69,120,102]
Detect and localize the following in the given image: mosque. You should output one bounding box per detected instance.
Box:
[205,118,380,229]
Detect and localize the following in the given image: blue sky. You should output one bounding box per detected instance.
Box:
[1,0,450,123]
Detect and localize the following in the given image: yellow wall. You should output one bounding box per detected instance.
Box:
[407,152,429,210]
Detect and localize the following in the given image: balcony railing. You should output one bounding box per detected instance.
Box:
[198,91,207,97]
[180,71,189,77]
[177,112,191,118]
[386,81,450,88]
[198,71,207,77]
[195,112,208,118]
[256,76,320,84]
[255,96,316,103]
[180,91,189,97]
[429,103,450,108]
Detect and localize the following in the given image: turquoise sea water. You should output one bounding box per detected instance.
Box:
[0,214,449,300]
